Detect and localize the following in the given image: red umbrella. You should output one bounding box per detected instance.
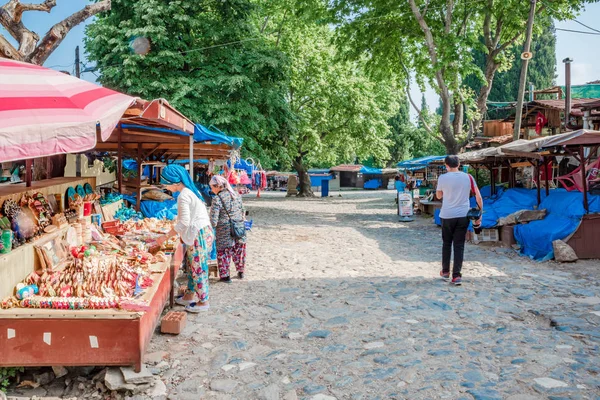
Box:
[0,58,134,163]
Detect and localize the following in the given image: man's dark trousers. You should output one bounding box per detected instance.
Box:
[441,217,469,278]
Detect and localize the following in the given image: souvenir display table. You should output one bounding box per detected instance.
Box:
[0,175,183,372]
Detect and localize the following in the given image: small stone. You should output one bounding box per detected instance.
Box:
[533,377,568,391]
[210,379,238,393]
[307,330,331,339]
[34,371,55,386]
[239,362,257,371]
[285,332,303,340]
[52,366,68,379]
[553,240,578,262]
[309,395,337,400]
[325,316,348,326]
[506,396,542,400]
[303,384,326,395]
[144,351,169,365]
[283,389,298,400]
[259,383,280,400]
[363,341,384,349]
[405,319,419,324]
[555,345,572,350]
[120,366,154,384]
[221,364,236,372]
[104,368,137,392]
[232,341,248,350]
[147,378,167,399]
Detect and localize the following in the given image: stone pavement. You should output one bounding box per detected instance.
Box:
[6,191,600,400]
[152,191,600,400]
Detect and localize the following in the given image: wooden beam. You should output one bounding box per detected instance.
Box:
[25,159,32,187]
[500,150,543,159]
[117,126,123,193]
[136,143,142,212]
[510,161,533,168]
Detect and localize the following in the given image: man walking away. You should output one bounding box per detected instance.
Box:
[436,155,483,285]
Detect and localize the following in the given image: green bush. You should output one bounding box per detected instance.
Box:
[0,367,23,392]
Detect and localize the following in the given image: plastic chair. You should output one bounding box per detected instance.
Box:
[557,157,600,192]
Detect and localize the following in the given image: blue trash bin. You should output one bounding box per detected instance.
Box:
[321,179,329,197]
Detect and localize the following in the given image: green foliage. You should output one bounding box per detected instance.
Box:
[389,95,445,165]
[258,1,399,172]
[466,21,557,118]
[0,367,23,392]
[85,0,293,166]
[331,0,589,153]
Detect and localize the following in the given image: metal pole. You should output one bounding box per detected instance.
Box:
[580,145,589,213]
[563,58,573,132]
[75,46,81,78]
[513,0,537,141]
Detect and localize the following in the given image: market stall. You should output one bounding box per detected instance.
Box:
[0,59,189,371]
[397,156,445,214]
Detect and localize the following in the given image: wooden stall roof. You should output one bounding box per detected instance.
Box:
[120,99,194,134]
[542,129,600,147]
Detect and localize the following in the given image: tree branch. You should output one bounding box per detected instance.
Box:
[13,0,56,22]
[0,32,22,60]
[483,0,493,48]
[399,59,436,137]
[28,0,111,65]
[444,0,454,35]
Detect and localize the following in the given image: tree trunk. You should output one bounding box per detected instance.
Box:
[292,156,314,198]
[474,56,500,133]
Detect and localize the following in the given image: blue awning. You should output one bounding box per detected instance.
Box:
[360,166,383,174]
[171,159,209,165]
[194,124,243,149]
[397,156,445,170]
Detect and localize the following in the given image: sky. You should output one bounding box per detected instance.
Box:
[2,0,600,120]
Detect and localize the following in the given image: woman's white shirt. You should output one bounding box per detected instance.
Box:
[174,187,211,246]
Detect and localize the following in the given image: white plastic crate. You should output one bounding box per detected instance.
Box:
[472,228,499,242]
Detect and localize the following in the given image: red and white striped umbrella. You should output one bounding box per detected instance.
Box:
[0,58,135,163]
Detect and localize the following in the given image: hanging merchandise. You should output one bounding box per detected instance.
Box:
[239,171,252,185]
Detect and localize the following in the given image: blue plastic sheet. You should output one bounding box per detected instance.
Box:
[514,189,600,261]
[360,166,383,175]
[398,156,445,170]
[194,124,243,148]
[364,179,382,189]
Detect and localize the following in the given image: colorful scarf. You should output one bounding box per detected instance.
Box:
[161,165,204,201]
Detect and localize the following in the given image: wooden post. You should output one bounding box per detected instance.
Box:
[25,159,32,187]
[136,143,142,212]
[491,164,496,195]
[535,160,541,206]
[117,126,123,193]
[508,164,514,189]
[580,145,589,213]
[543,156,550,197]
[46,157,52,180]
[189,134,194,180]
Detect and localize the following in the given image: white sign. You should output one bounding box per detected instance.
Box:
[398,192,413,217]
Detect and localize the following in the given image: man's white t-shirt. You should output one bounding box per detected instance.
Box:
[436,172,472,219]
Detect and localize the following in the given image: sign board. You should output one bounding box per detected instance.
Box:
[398,192,413,217]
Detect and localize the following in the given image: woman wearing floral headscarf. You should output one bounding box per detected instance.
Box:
[156,165,214,312]
[209,175,247,283]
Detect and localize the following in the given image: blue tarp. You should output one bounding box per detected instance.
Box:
[172,159,209,165]
[194,124,243,149]
[360,166,383,175]
[469,187,538,229]
[364,179,382,189]
[515,189,600,261]
[398,156,445,170]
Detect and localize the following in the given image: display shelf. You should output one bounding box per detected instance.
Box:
[0,244,183,372]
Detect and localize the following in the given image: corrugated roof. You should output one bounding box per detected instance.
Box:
[330,164,363,172]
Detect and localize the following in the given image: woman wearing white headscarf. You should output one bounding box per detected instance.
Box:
[209,175,247,283]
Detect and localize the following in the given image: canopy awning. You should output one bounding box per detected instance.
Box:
[0,58,135,163]
[194,124,243,149]
[398,156,445,170]
[542,129,600,147]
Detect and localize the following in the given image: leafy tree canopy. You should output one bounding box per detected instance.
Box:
[85,0,293,166]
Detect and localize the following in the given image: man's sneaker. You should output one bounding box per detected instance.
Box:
[451,276,462,286]
[440,271,450,281]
